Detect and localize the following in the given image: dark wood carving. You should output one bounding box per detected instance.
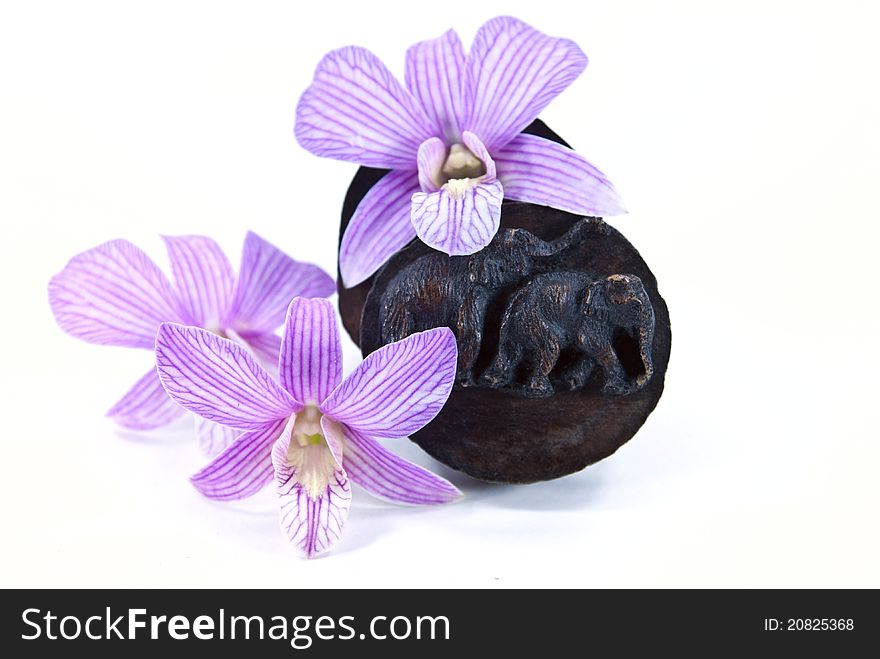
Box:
[362,221,656,399]
[337,120,671,483]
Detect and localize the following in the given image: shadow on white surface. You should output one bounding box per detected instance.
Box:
[334,503,429,556]
[457,473,607,511]
[378,435,611,512]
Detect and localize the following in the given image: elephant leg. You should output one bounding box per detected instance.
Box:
[596,342,630,395]
[480,327,522,387]
[456,288,488,384]
[523,333,558,396]
[557,352,595,390]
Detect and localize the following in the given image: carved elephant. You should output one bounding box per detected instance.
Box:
[480,272,655,397]
[378,225,585,381]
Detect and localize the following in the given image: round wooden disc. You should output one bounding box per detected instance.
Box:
[337,121,671,483]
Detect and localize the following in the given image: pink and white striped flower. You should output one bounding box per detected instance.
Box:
[155,297,461,558]
[48,232,334,455]
[295,15,625,287]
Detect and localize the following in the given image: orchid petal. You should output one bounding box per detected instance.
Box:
[461,131,497,179]
[416,137,447,192]
[156,323,300,430]
[295,46,434,169]
[195,416,242,458]
[496,134,626,216]
[272,424,351,558]
[405,29,468,143]
[319,416,347,467]
[226,231,335,335]
[48,240,186,348]
[411,179,503,256]
[343,426,461,505]
[161,235,235,330]
[280,298,342,405]
[339,170,419,287]
[321,328,457,438]
[190,418,286,500]
[106,369,185,430]
[465,16,588,150]
[236,332,282,374]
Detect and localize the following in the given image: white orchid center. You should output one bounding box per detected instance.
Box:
[442,143,486,180]
[437,143,487,200]
[287,405,340,500]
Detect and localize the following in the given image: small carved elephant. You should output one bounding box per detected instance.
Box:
[378,225,581,380]
[480,272,655,397]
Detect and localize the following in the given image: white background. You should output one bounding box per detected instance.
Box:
[1,0,878,588]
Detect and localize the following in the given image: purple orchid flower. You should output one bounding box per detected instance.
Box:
[295,15,625,288]
[48,232,335,452]
[155,297,461,558]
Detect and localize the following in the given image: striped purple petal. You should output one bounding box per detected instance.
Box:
[48,239,187,348]
[320,416,347,466]
[280,298,342,405]
[464,16,588,150]
[106,368,186,430]
[195,416,242,458]
[461,131,497,179]
[339,170,419,288]
[321,327,457,439]
[404,29,469,143]
[155,323,300,430]
[237,331,282,374]
[417,137,447,192]
[411,179,503,255]
[162,235,235,330]
[272,423,351,558]
[495,134,626,216]
[295,46,434,169]
[226,231,335,335]
[190,417,287,500]
[342,425,461,505]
